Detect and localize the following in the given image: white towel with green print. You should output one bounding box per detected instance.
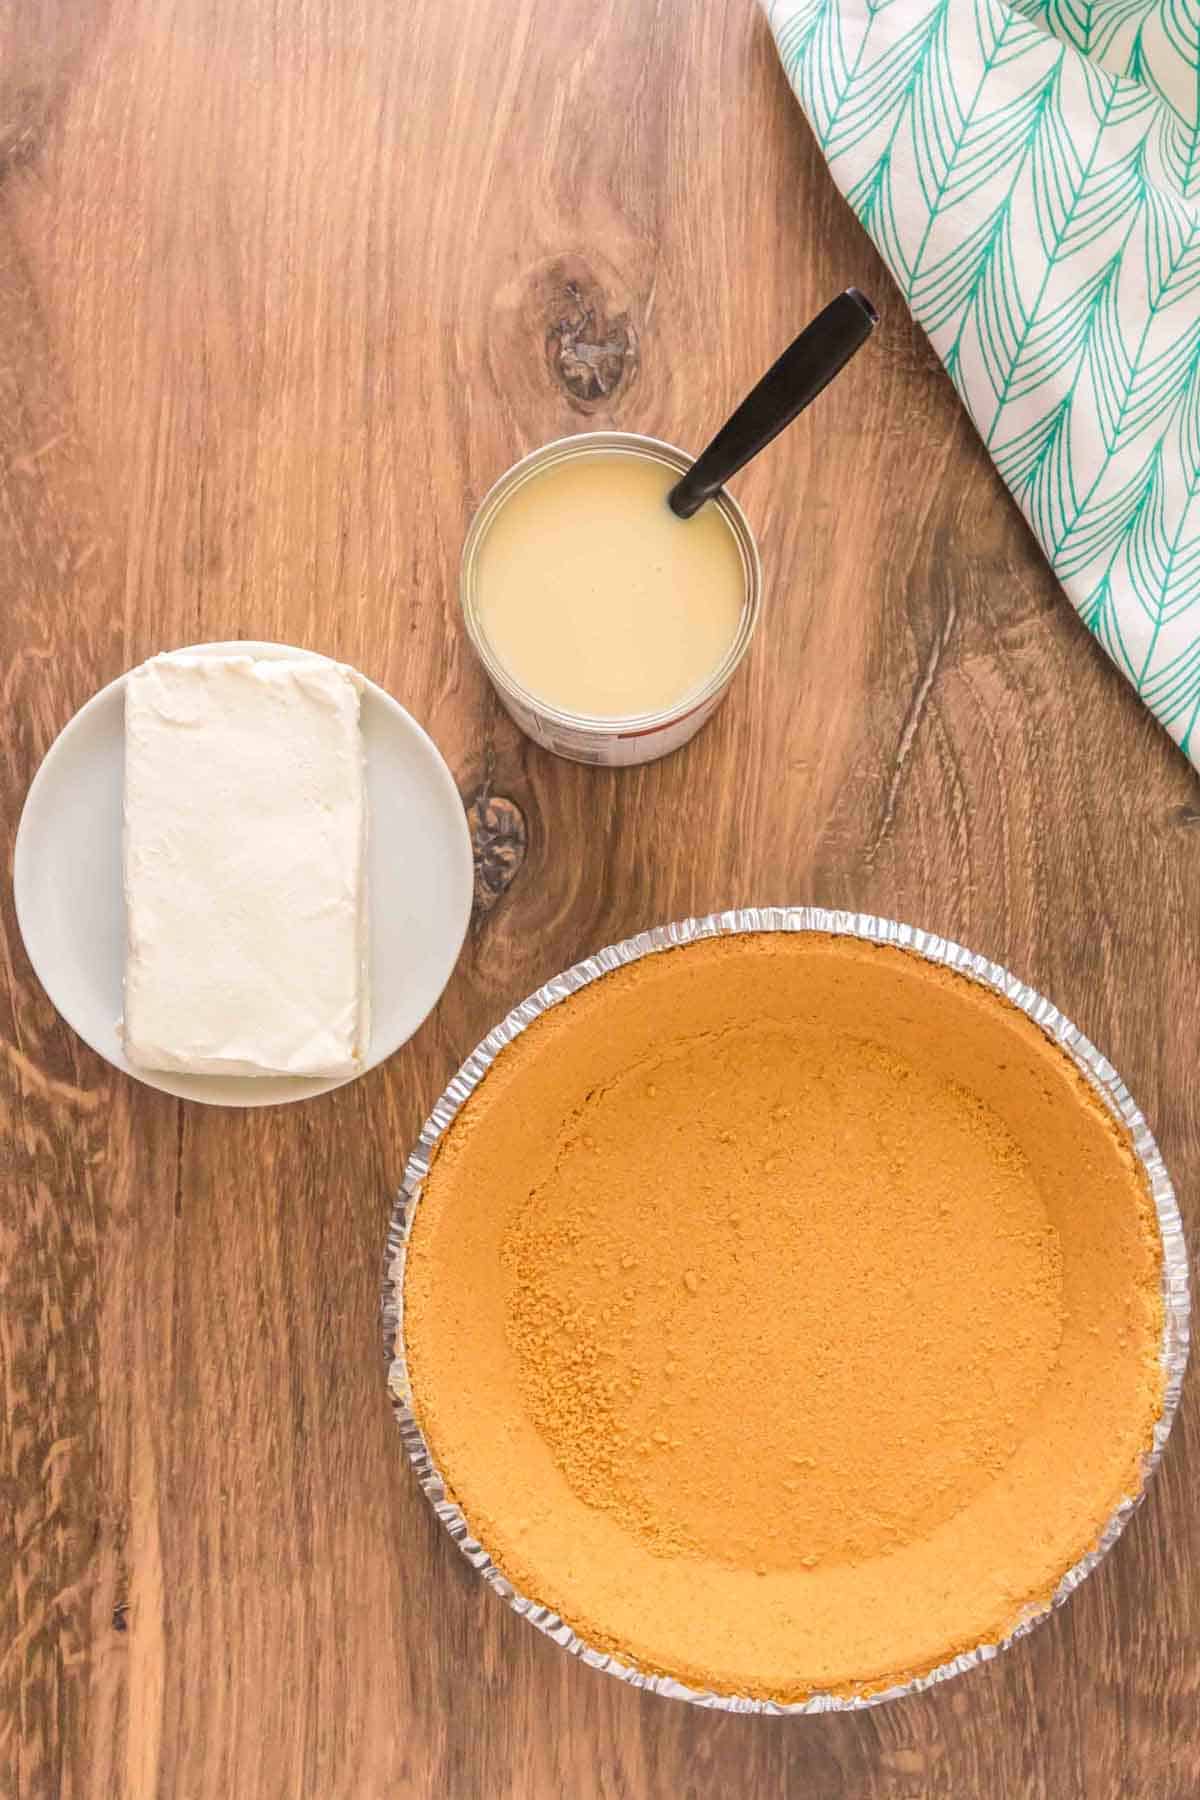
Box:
[765,0,1200,766]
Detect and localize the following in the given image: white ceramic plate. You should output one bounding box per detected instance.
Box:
[13,641,474,1107]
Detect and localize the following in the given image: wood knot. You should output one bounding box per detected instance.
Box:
[467,790,528,919]
[541,261,638,413]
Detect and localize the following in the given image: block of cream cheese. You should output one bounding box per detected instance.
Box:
[122,653,369,1078]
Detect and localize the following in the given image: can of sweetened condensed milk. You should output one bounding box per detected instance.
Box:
[460,432,762,766]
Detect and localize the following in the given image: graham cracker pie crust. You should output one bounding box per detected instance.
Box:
[403,933,1165,1703]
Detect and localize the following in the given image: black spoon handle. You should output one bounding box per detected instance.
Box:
[667,289,879,520]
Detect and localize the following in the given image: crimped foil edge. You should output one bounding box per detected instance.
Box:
[380,907,1191,1714]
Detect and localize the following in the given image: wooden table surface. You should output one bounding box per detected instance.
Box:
[2,1,1198,1795]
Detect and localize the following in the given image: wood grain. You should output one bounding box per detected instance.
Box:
[1,0,1197,1794]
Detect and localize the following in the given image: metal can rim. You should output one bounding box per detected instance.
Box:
[459,431,763,734]
[381,907,1190,1713]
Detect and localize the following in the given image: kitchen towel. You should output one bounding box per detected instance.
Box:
[765,0,1200,767]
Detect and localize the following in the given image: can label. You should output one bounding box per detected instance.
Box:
[495,684,728,768]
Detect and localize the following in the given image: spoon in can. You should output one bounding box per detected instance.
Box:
[667,289,879,520]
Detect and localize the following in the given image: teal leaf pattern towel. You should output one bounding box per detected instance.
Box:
[765,0,1200,765]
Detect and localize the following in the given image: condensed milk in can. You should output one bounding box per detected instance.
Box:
[459,431,762,766]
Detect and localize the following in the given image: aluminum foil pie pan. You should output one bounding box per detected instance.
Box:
[380,907,1190,1713]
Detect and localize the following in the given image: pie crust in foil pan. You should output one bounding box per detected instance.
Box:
[381,907,1190,1713]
